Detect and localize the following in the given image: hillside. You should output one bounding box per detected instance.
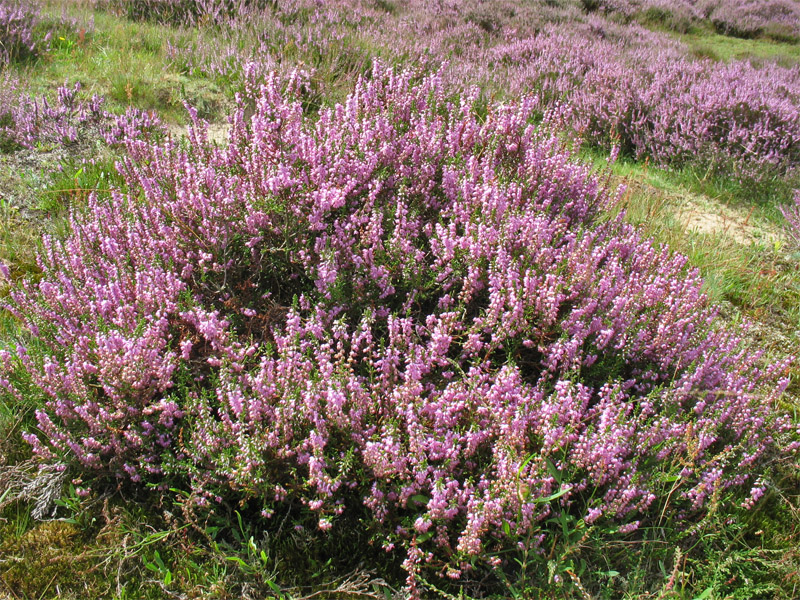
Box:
[0,1,799,598]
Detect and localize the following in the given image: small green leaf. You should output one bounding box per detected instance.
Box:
[416,531,434,544]
[545,458,561,482]
[517,453,535,474]
[534,485,573,504]
[236,510,245,534]
[595,569,620,578]
[693,587,714,600]
[409,494,429,507]
[226,556,249,569]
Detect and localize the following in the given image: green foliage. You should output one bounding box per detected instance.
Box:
[636,6,696,35]
[677,30,800,65]
[38,155,125,215]
[0,484,402,599]
[6,9,221,126]
[0,196,39,283]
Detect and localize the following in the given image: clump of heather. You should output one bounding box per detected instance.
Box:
[96,0,270,25]
[0,81,166,152]
[478,21,800,183]
[101,105,167,147]
[0,0,38,63]
[398,7,800,183]
[703,0,800,40]
[589,0,800,39]
[2,64,796,592]
[570,46,800,181]
[0,82,105,151]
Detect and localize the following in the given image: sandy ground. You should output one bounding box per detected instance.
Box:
[679,199,781,245]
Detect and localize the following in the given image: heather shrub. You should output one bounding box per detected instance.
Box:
[1,64,797,593]
[97,0,272,25]
[0,82,106,151]
[592,0,800,39]
[484,24,800,184]
[702,0,800,41]
[575,55,800,183]
[0,0,38,63]
[0,81,166,152]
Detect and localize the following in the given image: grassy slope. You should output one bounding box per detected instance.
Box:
[1,2,799,599]
[679,29,800,64]
[26,10,224,122]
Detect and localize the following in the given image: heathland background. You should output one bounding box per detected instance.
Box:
[0,0,799,598]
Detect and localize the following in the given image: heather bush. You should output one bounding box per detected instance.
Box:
[483,23,800,184]
[1,64,797,593]
[591,0,800,40]
[0,0,38,63]
[0,81,166,152]
[702,0,800,41]
[573,51,800,182]
[0,82,106,151]
[96,0,272,25]
[165,0,581,88]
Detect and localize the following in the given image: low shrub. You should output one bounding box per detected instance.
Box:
[0,0,38,63]
[96,0,272,25]
[0,80,165,152]
[162,0,800,192]
[0,82,106,151]
[1,64,797,595]
[704,0,800,41]
[487,26,800,186]
[589,0,800,40]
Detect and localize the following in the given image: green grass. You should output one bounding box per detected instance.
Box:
[0,486,401,600]
[0,196,39,281]
[677,30,800,64]
[37,154,125,214]
[629,8,800,64]
[14,7,227,125]
[2,474,798,599]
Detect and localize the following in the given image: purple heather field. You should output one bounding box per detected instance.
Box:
[0,0,799,597]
